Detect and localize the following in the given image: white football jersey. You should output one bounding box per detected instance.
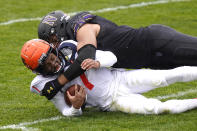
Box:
[30,50,118,116]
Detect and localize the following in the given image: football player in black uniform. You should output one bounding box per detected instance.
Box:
[37,10,197,95]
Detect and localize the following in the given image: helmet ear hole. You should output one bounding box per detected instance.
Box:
[50,28,55,34]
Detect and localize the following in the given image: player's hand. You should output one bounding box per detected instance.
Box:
[67,84,86,109]
[81,58,100,70]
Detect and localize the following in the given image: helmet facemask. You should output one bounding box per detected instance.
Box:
[36,48,66,76]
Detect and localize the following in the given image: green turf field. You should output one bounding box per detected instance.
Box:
[0,0,197,130]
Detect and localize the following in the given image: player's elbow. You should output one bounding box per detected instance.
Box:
[109,52,117,65]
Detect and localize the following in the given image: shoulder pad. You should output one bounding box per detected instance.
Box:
[58,40,78,63]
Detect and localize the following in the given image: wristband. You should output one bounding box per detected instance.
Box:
[41,78,63,100]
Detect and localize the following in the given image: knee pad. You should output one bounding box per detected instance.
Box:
[143,98,162,114]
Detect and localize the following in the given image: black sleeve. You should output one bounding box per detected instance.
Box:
[63,44,96,81]
[68,12,96,37]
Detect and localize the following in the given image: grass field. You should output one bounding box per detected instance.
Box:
[0,0,197,130]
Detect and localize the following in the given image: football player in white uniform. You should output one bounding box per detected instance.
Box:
[21,39,197,117]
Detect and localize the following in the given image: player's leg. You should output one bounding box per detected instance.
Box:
[146,24,197,69]
[119,69,168,93]
[110,93,197,114]
[120,66,197,93]
[163,66,197,85]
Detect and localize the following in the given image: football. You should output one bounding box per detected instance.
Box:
[64,84,81,106]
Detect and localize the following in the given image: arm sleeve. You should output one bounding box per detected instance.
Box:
[95,50,117,67]
[63,44,96,81]
[51,92,82,116]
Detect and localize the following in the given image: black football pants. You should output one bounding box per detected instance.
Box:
[146,24,197,69]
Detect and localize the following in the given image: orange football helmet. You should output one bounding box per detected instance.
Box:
[21,39,52,72]
[21,39,71,75]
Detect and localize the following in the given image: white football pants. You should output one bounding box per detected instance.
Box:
[110,66,197,114]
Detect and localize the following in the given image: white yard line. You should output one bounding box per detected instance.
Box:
[0,0,190,26]
[0,87,196,130]
[155,88,197,100]
[0,116,63,130]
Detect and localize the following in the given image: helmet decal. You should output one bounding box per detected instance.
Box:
[38,53,48,65]
[42,15,57,26]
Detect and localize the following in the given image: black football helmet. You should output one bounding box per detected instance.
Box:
[38,10,70,44]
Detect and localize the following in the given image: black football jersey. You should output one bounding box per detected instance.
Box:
[65,12,150,69]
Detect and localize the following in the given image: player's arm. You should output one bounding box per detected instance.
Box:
[76,24,98,49]
[81,50,117,70]
[31,77,83,116]
[67,85,86,109]
[57,24,99,85]
[51,85,86,116]
[51,92,83,116]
